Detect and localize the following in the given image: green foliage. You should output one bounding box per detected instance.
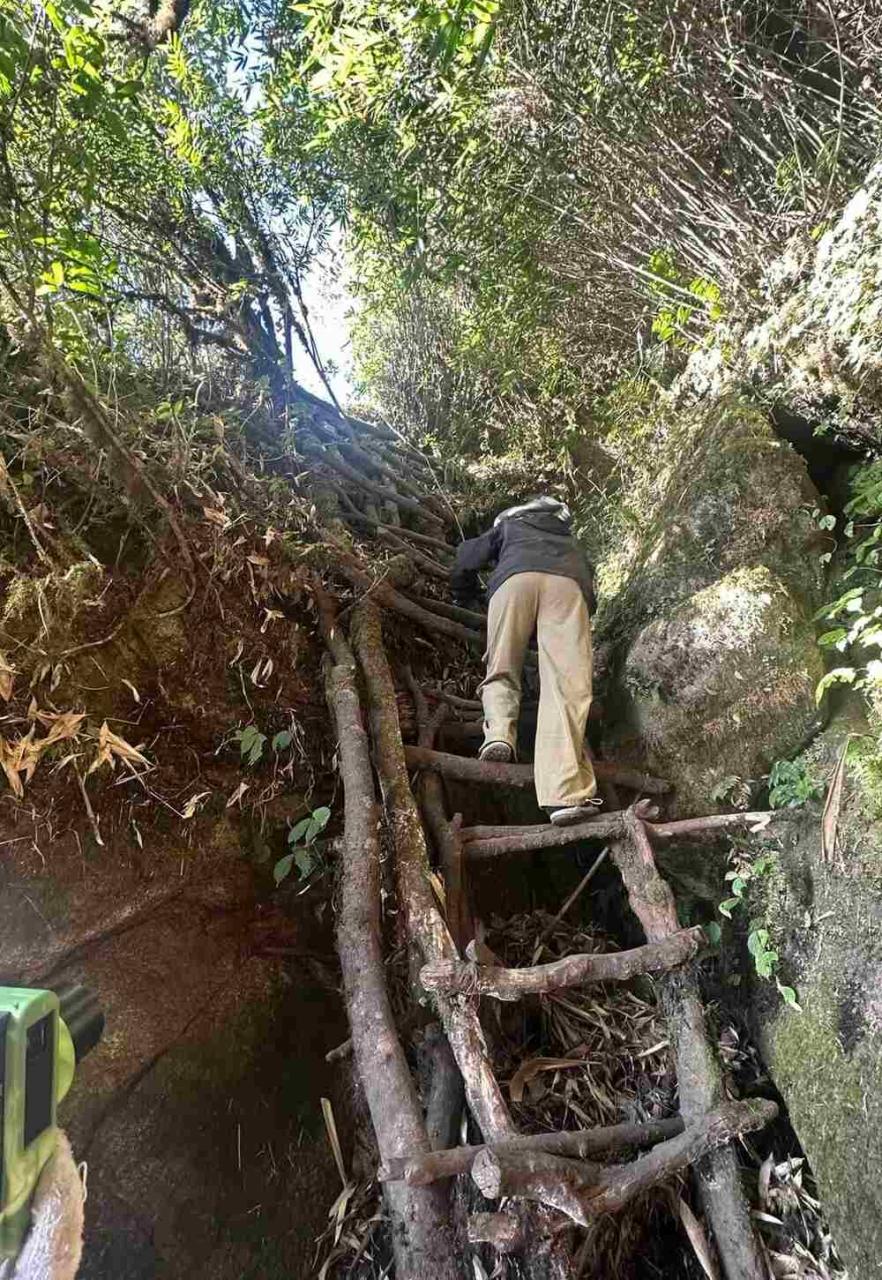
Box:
[718,846,800,1010]
[0,0,336,400]
[234,723,267,766]
[814,461,882,705]
[768,758,824,809]
[647,249,724,347]
[274,805,331,885]
[293,0,879,457]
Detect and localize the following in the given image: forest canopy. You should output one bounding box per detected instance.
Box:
[2,1,880,456]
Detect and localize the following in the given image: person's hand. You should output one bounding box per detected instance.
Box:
[0,1133,84,1280]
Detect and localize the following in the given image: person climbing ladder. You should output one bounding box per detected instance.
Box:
[451,494,601,826]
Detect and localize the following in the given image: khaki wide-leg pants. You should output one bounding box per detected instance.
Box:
[479,572,596,808]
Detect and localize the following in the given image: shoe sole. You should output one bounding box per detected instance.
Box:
[549,807,603,827]
[479,744,514,763]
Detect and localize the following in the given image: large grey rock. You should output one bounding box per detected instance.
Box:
[599,397,825,649]
[747,705,882,1279]
[616,566,824,814]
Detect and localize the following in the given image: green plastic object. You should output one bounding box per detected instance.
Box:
[0,988,76,1260]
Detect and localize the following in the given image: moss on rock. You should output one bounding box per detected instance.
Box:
[749,787,882,1277]
[613,566,823,814]
[2,560,105,672]
[726,704,882,1278]
[598,396,825,649]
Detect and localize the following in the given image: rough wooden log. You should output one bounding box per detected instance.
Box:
[647,812,778,840]
[404,671,474,951]
[370,440,452,516]
[380,1116,685,1185]
[588,1098,778,1216]
[327,479,447,551]
[338,438,438,509]
[402,680,467,1147]
[351,602,515,1141]
[353,602,577,1277]
[421,1023,464,1153]
[425,687,483,712]
[420,926,705,1000]
[315,440,446,528]
[318,597,458,1279]
[471,1147,602,1216]
[404,747,671,796]
[467,1212,524,1252]
[423,793,472,951]
[463,815,625,859]
[404,592,486,629]
[471,1099,777,1226]
[612,809,767,1280]
[338,559,484,648]
[459,810,775,858]
[374,526,450,579]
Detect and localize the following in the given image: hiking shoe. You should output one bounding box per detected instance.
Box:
[548,799,603,826]
[479,741,514,764]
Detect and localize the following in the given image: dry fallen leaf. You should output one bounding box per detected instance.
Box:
[226,780,249,808]
[121,678,141,703]
[677,1195,721,1280]
[87,721,149,775]
[0,655,15,702]
[34,710,87,746]
[0,710,86,796]
[182,790,211,819]
[260,608,284,634]
[0,736,25,797]
[508,1057,584,1103]
[821,737,850,864]
[202,505,227,527]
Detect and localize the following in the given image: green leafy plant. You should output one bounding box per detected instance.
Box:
[233,724,266,766]
[274,805,331,885]
[814,461,882,704]
[709,774,751,806]
[767,758,824,809]
[717,849,800,1010]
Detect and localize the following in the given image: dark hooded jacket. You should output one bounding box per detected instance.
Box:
[451,501,596,612]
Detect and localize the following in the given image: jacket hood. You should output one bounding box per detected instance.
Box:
[493,496,572,528]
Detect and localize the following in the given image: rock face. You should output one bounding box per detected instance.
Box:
[601,398,826,813]
[621,567,824,814]
[676,160,882,422]
[598,168,882,1272]
[749,706,882,1278]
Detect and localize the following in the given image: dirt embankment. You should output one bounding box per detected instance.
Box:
[0,385,355,1275]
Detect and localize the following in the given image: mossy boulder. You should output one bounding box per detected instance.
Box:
[747,706,882,1277]
[598,396,825,649]
[614,566,824,814]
